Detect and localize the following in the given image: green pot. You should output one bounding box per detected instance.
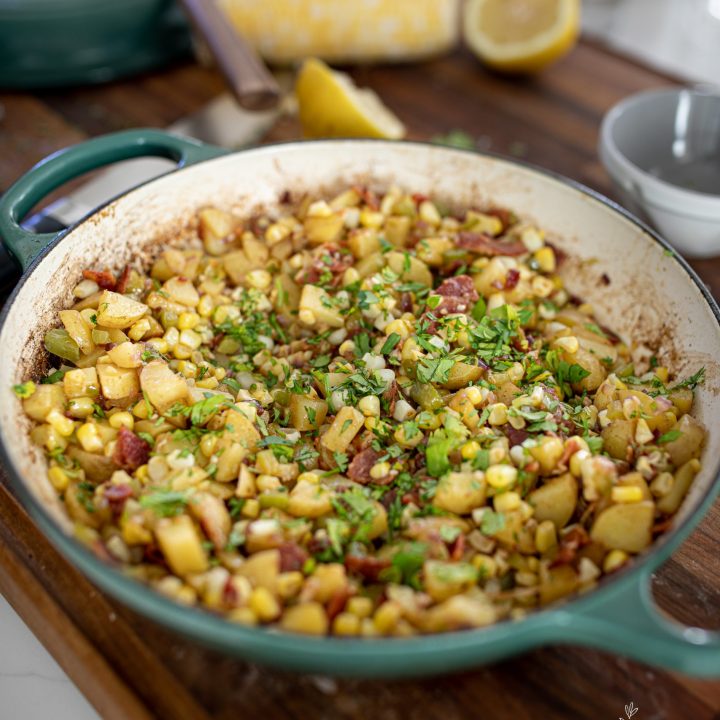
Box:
[0,0,190,88]
[0,130,718,677]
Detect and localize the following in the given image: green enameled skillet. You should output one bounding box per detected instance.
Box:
[0,130,718,677]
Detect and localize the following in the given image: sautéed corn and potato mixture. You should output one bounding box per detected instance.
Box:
[15,187,706,637]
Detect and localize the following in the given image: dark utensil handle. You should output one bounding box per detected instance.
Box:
[179,0,281,112]
[0,129,227,277]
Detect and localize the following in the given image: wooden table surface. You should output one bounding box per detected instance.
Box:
[1,41,719,720]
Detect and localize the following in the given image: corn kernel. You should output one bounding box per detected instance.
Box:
[146,338,169,355]
[246,269,272,291]
[128,318,151,341]
[45,409,75,437]
[67,397,95,419]
[650,472,674,498]
[465,386,483,405]
[555,335,579,354]
[173,345,193,360]
[132,399,149,420]
[603,549,629,573]
[342,267,360,286]
[611,486,644,503]
[494,491,521,513]
[178,329,202,350]
[472,554,497,579]
[486,464,517,489]
[359,209,384,228]
[488,403,508,426]
[373,601,402,634]
[635,418,654,444]
[461,440,481,460]
[249,587,281,622]
[177,312,200,330]
[418,200,441,226]
[370,461,391,480]
[276,571,304,600]
[487,292,506,312]
[228,607,258,626]
[534,246,556,273]
[200,434,218,458]
[242,498,260,518]
[47,466,69,491]
[135,464,149,482]
[298,309,316,325]
[358,395,381,417]
[265,222,291,245]
[164,326,180,348]
[535,520,557,553]
[257,474,281,492]
[384,318,411,338]
[347,596,373,618]
[196,377,220,390]
[108,411,134,431]
[297,471,320,484]
[197,294,215,318]
[333,612,361,636]
[77,422,103,453]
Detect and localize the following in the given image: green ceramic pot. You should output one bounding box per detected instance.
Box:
[0,0,190,88]
[0,130,718,677]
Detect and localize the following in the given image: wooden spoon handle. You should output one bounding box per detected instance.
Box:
[179,0,281,112]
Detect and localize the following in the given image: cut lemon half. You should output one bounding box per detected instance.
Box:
[463,0,580,73]
[295,58,406,140]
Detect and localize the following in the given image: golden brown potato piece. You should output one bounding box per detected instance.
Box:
[590,500,655,553]
[528,473,578,529]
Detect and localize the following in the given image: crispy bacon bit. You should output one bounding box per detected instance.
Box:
[278,542,309,572]
[600,272,611,286]
[551,526,590,567]
[435,274,478,299]
[383,381,399,416]
[450,533,466,561]
[296,245,353,287]
[112,427,150,472]
[104,483,133,513]
[115,265,131,294]
[354,186,380,210]
[505,268,520,290]
[411,193,429,206]
[456,231,527,257]
[485,207,517,231]
[399,292,413,313]
[347,447,382,484]
[83,269,116,290]
[326,588,351,621]
[505,426,529,447]
[345,554,391,582]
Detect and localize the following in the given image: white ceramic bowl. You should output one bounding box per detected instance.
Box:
[600,87,720,258]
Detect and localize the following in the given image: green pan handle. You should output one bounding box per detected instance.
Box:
[0,129,228,274]
[557,562,720,676]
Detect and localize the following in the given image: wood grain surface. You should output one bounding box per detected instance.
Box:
[0,42,718,720]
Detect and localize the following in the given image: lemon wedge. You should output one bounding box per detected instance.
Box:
[463,0,580,73]
[295,58,406,140]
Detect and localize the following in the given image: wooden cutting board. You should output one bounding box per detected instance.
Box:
[1,41,719,720]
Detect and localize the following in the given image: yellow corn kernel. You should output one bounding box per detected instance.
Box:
[418,200,441,226]
[370,461,391,480]
[535,520,557,553]
[196,377,220,390]
[650,471,674,498]
[128,318,152,341]
[200,434,218,458]
[246,269,272,291]
[358,395,381,417]
[47,466,69,491]
[77,423,103,453]
[603,549,629,573]
[373,600,402,634]
[280,602,328,635]
[384,319,411,338]
[655,366,669,383]
[333,611,361,636]
[461,440,481,460]
[494,491,521,513]
[197,294,215,318]
[177,312,200,330]
[465,386,483,405]
[555,336,579,354]
[534,246,556,273]
[361,618,380,637]
[276,571,304,600]
[132,399,149,419]
[146,338,169,355]
[347,596,373,618]
[297,471,320,484]
[342,267,360,286]
[249,587,281,622]
[298,309,316,325]
[173,344,193,360]
[108,411,134,431]
[359,208,383,228]
[45,409,75,437]
[213,366,227,381]
[178,329,202,350]
[486,464,517,490]
[569,449,590,477]
[472,554,497,579]
[176,360,197,378]
[122,519,152,546]
[242,498,260,518]
[488,403,508,426]
[135,464,149,482]
[611,486,644,503]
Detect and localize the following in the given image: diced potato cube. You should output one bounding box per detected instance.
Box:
[140,361,188,413]
[287,479,333,518]
[107,341,143,368]
[97,363,140,402]
[59,309,95,354]
[416,237,453,266]
[218,409,260,452]
[96,290,148,329]
[384,215,412,247]
[304,214,344,245]
[539,564,579,605]
[299,285,344,328]
[199,207,235,255]
[528,473,578,529]
[386,251,432,286]
[289,394,328,431]
[242,235,269,267]
[422,594,497,632]
[305,563,347,603]
[590,500,655,553]
[155,515,208,575]
[423,560,478,602]
[434,471,486,515]
[657,458,700,515]
[662,415,705,467]
[237,548,280,591]
[216,442,248,483]
[63,367,99,399]
[442,361,484,390]
[163,277,199,307]
[280,602,328,635]
[320,407,364,452]
[188,492,231,550]
[348,229,380,259]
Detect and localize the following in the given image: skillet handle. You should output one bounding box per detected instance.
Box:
[0,129,227,275]
[558,562,720,677]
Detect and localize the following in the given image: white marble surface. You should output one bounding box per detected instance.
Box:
[1,3,719,718]
[0,594,98,720]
